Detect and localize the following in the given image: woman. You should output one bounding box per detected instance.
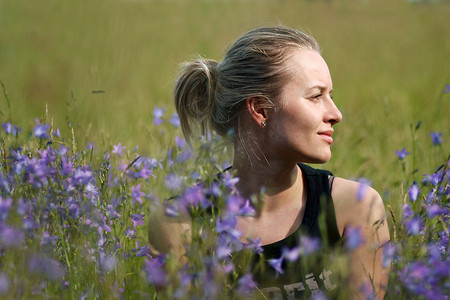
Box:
[148,26,390,299]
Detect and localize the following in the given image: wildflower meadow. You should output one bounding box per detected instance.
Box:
[0,87,448,298]
[1,0,449,299]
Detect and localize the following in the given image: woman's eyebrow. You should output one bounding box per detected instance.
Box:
[306,85,328,92]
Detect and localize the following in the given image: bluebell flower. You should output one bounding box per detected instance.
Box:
[99,252,116,272]
[430,132,443,146]
[2,122,21,137]
[395,147,411,160]
[112,143,126,157]
[28,254,63,281]
[282,246,300,262]
[153,106,165,125]
[268,256,284,275]
[356,177,372,201]
[299,236,321,255]
[382,244,397,268]
[0,197,12,222]
[175,136,186,149]
[402,203,413,219]
[130,213,145,228]
[244,237,263,254]
[236,274,257,297]
[408,182,420,202]
[0,225,24,248]
[52,128,60,137]
[33,120,50,139]
[444,84,450,93]
[344,226,364,250]
[0,272,10,295]
[144,256,167,287]
[239,199,256,216]
[131,184,145,204]
[404,217,422,235]
[170,113,180,127]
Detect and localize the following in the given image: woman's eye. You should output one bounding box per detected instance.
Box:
[311,94,322,100]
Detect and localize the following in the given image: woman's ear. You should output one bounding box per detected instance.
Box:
[246,96,269,128]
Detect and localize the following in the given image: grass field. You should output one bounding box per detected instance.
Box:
[0,0,449,298]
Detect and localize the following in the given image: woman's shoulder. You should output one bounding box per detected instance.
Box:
[331,177,386,230]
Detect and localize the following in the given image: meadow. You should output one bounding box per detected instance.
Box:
[0,0,449,298]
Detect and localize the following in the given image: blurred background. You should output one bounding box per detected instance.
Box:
[0,0,449,201]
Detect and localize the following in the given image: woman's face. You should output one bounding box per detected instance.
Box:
[266,49,342,164]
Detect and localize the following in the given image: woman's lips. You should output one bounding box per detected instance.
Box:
[318,130,334,144]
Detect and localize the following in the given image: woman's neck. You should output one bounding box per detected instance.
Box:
[232,153,304,213]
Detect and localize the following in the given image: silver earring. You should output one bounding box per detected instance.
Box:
[261,121,267,127]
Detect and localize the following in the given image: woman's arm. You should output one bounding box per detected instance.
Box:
[332,177,391,299]
[147,204,192,262]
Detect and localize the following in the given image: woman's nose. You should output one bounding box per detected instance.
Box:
[327,100,343,125]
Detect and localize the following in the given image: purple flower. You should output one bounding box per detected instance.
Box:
[124,227,136,239]
[0,197,12,222]
[356,177,372,201]
[144,256,167,287]
[236,274,257,297]
[33,120,50,139]
[181,184,207,208]
[2,122,21,137]
[427,204,442,218]
[28,254,64,281]
[382,244,396,268]
[282,246,300,262]
[99,252,116,272]
[135,245,151,257]
[72,166,93,186]
[408,182,420,202]
[106,204,121,220]
[153,107,165,126]
[225,194,245,215]
[131,184,145,204]
[299,236,321,256]
[244,238,263,254]
[216,244,233,259]
[239,199,256,216]
[395,148,411,160]
[175,136,186,149]
[164,173,183,191]
[0,225,24,248]
[223,172,239,190]
[52,128,60,137]
[344,226,364,250]
[404,217,422,235]
[215,216,237,233]
[176,148,194,163]
[444,84,450,93]
[131,213,145,228]
[86,142,95,150]
[430,132,443,146]
[0,272,10,295]
[402,203,413,219]
[40,231,58,246]
[268,256,284,275]
[112,143,126,157]
[170,113,180,127]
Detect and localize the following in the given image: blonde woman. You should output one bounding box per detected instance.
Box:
[149,26,390,299]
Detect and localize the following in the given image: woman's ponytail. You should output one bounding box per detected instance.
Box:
[174,58,219,145]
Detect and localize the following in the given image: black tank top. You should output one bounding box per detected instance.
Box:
[251,163,342,299]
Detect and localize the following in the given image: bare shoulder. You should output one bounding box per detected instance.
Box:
[147,203,192,258]
[331,177,387,233]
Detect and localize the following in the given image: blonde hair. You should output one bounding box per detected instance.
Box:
[174,26,320,144]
